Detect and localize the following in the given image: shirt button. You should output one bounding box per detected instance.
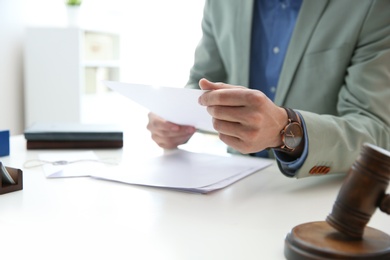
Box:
[273,46,280,54]
[270,86,276,93]
[281,3,287,9]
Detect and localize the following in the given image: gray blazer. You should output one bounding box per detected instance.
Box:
[186,0,390,178]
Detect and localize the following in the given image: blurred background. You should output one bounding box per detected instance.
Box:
[0,0,205,135]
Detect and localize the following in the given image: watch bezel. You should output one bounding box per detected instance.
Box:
[282,121,303,150]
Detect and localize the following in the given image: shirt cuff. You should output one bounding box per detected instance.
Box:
[273,112,308,177]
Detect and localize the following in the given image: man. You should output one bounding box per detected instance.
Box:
[147,0,390,178]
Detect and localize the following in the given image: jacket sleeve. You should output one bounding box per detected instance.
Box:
[185,0,228,89]
[291,1,390,178]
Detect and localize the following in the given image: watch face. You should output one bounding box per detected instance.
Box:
[283,122,303,149]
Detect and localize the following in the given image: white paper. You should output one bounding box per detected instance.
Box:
[92,150,272,194]
[38,150,272,194]
[103,81,216,133]
[40,151,108,178]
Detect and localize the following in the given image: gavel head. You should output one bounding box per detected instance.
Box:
[326,143,390,239]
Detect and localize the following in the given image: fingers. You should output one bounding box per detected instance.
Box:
[212,118,263,152]
[151,132,194,149]
[206,104,263,125]
[199,79,263,107]
[147,113,196,149]
[218,133,251,154]
[147,113,180,134]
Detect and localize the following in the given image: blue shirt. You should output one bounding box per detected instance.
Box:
[249,0,307,177]
[249,0,302,100]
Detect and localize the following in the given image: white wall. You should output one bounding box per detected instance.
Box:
[0,0,25,135]
[0,0,205,135]
[117,1,205,87]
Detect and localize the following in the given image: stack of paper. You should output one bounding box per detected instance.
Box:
[39,150,272,194]
[93,149,272,193]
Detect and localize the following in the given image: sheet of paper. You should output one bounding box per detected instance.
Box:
[103,81,215,133]
[40,151,108,178]
[92,149,272,194]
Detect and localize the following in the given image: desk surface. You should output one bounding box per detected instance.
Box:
[1,130,389,260]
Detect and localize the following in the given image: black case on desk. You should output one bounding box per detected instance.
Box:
[24,123,123,149]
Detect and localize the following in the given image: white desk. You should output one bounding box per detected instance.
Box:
[1,131,389,260]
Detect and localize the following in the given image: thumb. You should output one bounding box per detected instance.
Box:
[199,78,244,91]
[199,78,230,90]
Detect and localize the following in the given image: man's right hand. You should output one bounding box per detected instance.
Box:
[147,112,196,149]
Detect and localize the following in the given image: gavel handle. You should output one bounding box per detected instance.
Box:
[380,194,390,215]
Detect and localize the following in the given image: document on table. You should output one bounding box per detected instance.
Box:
[103,81,216,133]
[92,149,272,194]
[37,150,272,193]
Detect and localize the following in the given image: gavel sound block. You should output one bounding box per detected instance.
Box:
[284,143,390,259]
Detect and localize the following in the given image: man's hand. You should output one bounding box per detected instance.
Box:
[198,78,287,154]
[147,113,196,149]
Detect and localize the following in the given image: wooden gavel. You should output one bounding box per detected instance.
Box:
[285,143,390,259]
[327,143,390,239]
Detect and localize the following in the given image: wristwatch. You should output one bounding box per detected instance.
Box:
[274,107,303,153]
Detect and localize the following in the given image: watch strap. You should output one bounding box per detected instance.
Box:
[284,107,300,125]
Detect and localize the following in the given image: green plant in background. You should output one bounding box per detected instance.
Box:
[66,0,82,6]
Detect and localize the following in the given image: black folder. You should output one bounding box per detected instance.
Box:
[24,123,123,149]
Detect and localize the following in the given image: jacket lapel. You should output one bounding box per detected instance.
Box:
[275,0,329,105]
